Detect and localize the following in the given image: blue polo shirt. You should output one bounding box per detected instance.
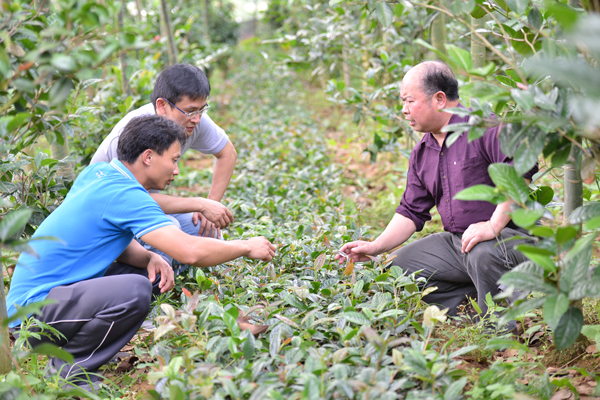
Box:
[6,159,173,327]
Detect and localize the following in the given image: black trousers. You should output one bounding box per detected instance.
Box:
[16,262,153,382]
[390,227,534,317]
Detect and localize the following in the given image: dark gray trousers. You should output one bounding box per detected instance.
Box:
[19,262,153,382]
[390,227,533,317]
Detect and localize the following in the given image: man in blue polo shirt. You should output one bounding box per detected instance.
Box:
[7,115,276,392]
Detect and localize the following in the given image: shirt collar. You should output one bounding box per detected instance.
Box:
[110,159,134,180]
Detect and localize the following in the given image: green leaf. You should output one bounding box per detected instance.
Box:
[513,131,545,177]
[468,62,495,77]
[269,326,282,358]
[49,77,74,107]
[581,325,600,342]
[569,202,600,225]
[353,280,364,297]
[375,1,393,28]
[553,306,583,350]
[504,0,529,14]
[511,207,544,229]
[544,1,580,30]
[446,44,473,71]
[341,311,372,325]
[498,297,546,325]
[497,76,517,88]
[543,293,568,330]
[242,329,255,359]
[444,377,467,400]
[0,208,33,242]
[7,113,30,133]
[223,308,240,336]
[31,343,74,364]
[527,6,542,30]
[530,226,553,238]
[560,235,595,295]
[511,89,534,111]
[3,299,56,327]
[568,277,600,300]
[488,163,530,203]
[530,186,554,206]
[453,184,506,204]
[51,54,76,72]
[555,226,578,246]
[498,271,557,295]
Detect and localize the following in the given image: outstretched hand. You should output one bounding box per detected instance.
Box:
[147,253,175,294]
[246,237,277,262]
[334,240,378,263]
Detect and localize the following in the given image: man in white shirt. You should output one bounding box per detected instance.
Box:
[91,64,237,265]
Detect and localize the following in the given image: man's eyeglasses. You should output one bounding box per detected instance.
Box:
[161,98,210,119]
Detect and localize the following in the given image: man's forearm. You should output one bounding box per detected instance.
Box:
[208,141,237,201]
[489,200,513,235]
[372,213,417,255]
[150,193,203,214]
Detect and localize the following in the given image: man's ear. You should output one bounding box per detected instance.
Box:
[155,98,168,116]
[141,149,154,166]
[434,91,447,110]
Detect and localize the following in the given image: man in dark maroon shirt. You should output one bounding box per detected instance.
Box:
[336,61,537,320]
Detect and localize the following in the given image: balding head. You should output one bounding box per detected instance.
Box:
[403,61,459,101]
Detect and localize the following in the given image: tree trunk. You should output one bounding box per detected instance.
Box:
[471,16,486,70]
[118,2,131,97]
[430,12,447,58]
[0,250,13,374]
[159,0,178,65]
[203,0,211,46]
[564,144,583,221]
[135,0,143,20]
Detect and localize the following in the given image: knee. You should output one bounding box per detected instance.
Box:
[128,276,152,316]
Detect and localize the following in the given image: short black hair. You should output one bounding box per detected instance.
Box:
[150,64,211,108]
[420,61,459,101]
[117,115,188,164]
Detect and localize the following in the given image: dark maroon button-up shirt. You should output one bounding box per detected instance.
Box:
[396,106,538,234]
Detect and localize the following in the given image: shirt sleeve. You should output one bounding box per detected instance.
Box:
[395,154,436,232]
[479,125,539,180]
[104,185,174,238]
[186,113,229,155]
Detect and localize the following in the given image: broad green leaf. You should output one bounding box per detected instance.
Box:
[543,293,568,330]
[453,184,506,204]
[341,311,372,325]
[555,226,578,246]
[581,325,600,342]
[560,235,595,294]
[223,308,240,336]
[7,113,30,133]
[504,0,529,15]
[488,163,530,204]
[569,202,600,224]
[510,208,544,229]
[553,306,583,350]
[498,271,557,295]
[49,77,74,107]
[513,131,545,177]
[375,1,393,28]
[51,54,76,72]
[353,280,364,297]
[31,343,74,364]
[169,384,184,400]
[444,378,468,400]
[527,6,542,30]
[0,208,33,242]
[446,44,473,71]
[3,299,56,326]
[568,277,600,300]
[531,226,553,238]
[242,329,255,359]
[545,1,580,30]
[269,325,282,358]
[498,297,546,325]
[497,75,517,88]
[511,89,534,111]
[468,62,495,77]
[530,186,554,206]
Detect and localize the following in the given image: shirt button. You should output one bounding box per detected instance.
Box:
[441,152,444,156]
[446,198,449,203]
[443,175,446,179]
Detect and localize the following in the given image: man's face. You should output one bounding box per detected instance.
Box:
[400,73,439,134]
[158,96,207,136]
[148,141,181,190]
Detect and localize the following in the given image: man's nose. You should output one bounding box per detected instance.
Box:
[191,113,201,123]
[401,103,408,114]
[174,163,180,175]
